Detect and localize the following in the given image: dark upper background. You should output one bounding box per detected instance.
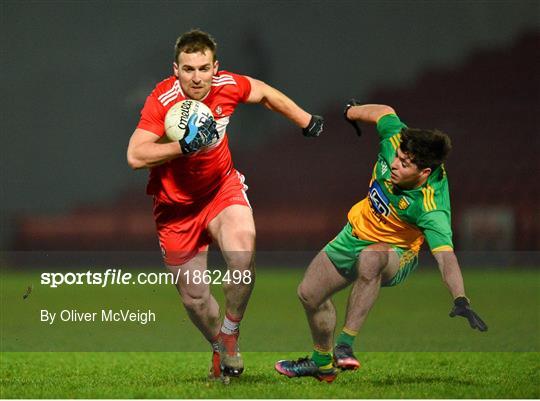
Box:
[2,1,539,253]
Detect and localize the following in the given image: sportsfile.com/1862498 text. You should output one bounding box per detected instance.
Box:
[40,268,253,288]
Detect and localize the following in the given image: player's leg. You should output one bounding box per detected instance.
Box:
[154,199,225,380]
[165,250,221,342]
[344,243,400,331]
[345,243,397,323]
[333,243,399,369]
[297,251,351,351]
[208,204,255,318]
[275,250,349,382]
[207,203,255,377]
[165,251,227,381]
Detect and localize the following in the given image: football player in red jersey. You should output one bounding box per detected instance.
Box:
[127,29,323,380]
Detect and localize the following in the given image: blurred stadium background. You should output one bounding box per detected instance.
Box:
[2,5,539,398]
[1,1,539,257]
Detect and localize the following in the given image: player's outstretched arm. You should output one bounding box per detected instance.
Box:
[127,128,181,169]
[345,103,395,124]
[433,250,488,332]
[245,77,323,137]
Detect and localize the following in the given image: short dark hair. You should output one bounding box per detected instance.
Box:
[175,29,217,63]
[399,128,452,171]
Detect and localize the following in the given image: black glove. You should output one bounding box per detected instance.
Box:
[344,98,362,137]
[179,115,219,154]
[302,115,324,137]
[449,296,488,332]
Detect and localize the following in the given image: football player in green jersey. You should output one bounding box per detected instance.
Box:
[275,101,487,382]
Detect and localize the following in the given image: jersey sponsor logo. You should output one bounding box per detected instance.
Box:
[368,181,391,218]
[398,197,410,210]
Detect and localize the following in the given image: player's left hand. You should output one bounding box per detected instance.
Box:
[449,296,488,332]
[302,115,324,137]
[179,117,219,154]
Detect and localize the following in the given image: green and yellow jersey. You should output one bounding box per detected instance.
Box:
[347,114,453,254]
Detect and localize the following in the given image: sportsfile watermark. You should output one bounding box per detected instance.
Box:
[40,268,253,288]
[1,251,539,352]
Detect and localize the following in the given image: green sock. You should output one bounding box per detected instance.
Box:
[336,328,357,347]
[311,349,333,369]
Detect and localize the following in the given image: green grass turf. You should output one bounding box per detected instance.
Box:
[1,351,538,398]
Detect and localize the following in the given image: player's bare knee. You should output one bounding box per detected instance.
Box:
[297,283,319,310]
[181,293,210,314]
[358,244,390,280]
[225,250,254,273]
[223,227,256,252]
[180,283,211,311]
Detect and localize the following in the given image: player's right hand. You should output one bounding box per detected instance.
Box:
[344,99,362,137]
[179,117,219,154]
[449,296,488,332]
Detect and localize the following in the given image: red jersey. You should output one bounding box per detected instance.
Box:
[137,71,252,205]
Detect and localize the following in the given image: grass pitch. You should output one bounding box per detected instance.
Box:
[1,267,539,398]
[1,351,538,398]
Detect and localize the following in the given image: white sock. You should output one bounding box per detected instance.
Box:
[221,315,240,335]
